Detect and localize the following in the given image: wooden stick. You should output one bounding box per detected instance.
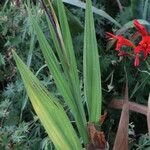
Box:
[109,99,147,116]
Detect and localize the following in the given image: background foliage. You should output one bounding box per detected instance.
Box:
[0,0,150,149]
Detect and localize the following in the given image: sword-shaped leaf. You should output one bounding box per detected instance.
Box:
[12,51,82,150]
[83,0,102,123]
[28,5,88,144]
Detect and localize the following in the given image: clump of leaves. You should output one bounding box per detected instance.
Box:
[0,1,57,149]
[12,0,104,149]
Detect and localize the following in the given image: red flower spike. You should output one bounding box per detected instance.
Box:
[134,45,141,54]
[140,36,150,59]
[134,36,150,60]
[134,20,148,36]
[134,54,140,67]
[106,32,135,51]
[106,19,150,67]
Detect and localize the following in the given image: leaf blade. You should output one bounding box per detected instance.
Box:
[62,0,121,28]
[83,0,102,123]
[28,7,88,144]
[55,0,88,143]
[143,0,149,20]
[12,51,82,150]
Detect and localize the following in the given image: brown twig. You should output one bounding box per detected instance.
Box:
[109,99,147,116]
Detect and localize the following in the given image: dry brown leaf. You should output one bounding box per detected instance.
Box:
[86,123,107,150]
[113,83,129,150]
[100,111,107,125]
[147,94,150,135]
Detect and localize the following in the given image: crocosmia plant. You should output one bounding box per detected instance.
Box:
[1,0,150,149]
[107,20,150,67]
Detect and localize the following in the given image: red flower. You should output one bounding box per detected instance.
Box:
[106,32,135,51]
[133,20,148,36]
[106,20,150,67]
[134,54,140,67]
[133,21,150,62]
[135,36,150,59]
[133,20,150,66]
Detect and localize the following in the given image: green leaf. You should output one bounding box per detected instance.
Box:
[49,0,88,143]
[28,6,88,144]
[62,0,121,28]
[131,0,144,18]
[143,0,149,20]
[12,51,82,150]
[45,14,69,78]
[51,0,84,35]
[83,0,102,123]
[0,53,5,66]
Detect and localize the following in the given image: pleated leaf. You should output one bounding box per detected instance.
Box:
[56,0,83,114]
[83,0,102,123]
[28,6,88,144]
[45,14,69,77]
[46,0,88,143]
[12,51,82,150]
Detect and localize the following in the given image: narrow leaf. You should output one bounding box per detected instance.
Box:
[113,83,129,150]
[84,0,102,123]
[131,0,144,18]
[143,0,149,20]
[147,94,150,135]
[46,14,69,76]
[56,0,88,143]
[12,51,82,150]
[62,0,121,28]
[28,7,88,144]
[51,0,84,35]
